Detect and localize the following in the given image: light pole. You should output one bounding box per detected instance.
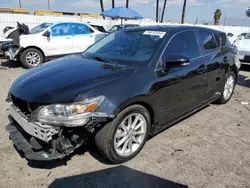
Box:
[224,14,227,27]
[48,0,51,10]
[19,0,22,8]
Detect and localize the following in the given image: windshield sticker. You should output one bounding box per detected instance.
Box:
[143,31,166,38]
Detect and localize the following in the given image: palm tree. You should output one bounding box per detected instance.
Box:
[214,9,222,25]
[156,0,159,22]
[126,0,129,8]
[181,0,187,24]
[161,0,167,23]
[100,0,104,12]
[100,0,105,18]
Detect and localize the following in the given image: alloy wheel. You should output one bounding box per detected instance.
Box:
[26,52,41,66]
[223,75,235,100]
[114,113,147,157]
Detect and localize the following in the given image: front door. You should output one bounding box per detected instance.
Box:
[45,23,73,56]
[71,23,95,53]
[155,30,207,127]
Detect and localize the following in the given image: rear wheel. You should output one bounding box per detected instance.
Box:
[217,71,236,104]
[20,48,44,68]
[95,105,151,163]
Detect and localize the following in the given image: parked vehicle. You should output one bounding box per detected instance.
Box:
[235,33,250,64]
[3,22,106,68]
[109,24,139,33]
[6,26,239,163]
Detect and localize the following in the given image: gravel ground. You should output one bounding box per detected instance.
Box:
[0,60,249,188]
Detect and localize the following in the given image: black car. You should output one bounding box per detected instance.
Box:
[109,24,139,33]
[6,25,240,163]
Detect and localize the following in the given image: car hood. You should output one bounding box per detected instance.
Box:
[10,55,136,103]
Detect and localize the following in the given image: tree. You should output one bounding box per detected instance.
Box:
[156,0,159,22]
[100,0,105,18]
[126,0,129,8]
[160,0,167,23]
[100,0,104,12]
[181,0,187,24]
[214,9,222,25]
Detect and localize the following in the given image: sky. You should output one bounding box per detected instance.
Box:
[1,0,250,26]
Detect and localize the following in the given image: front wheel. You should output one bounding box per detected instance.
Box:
[20,48,44,68]
[217,71,236,104]
[95,105,151,163]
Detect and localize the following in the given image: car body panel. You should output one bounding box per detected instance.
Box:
[10,55,136,103]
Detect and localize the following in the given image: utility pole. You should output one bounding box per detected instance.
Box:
[112,0,115,8]
[48,0,51,10]
[181,0,187,24]
[156,0,159,22]
[161,0,167,23]
[19,0,22,8]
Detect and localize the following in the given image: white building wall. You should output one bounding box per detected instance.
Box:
[0,13,249,37]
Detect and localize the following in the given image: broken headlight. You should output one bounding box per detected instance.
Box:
[37,96,104,127]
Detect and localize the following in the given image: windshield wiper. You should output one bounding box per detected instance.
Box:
[92,56,115,64]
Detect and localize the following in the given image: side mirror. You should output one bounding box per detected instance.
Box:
[164,55,190,70]
[227,33,234,37]
[43,31,50,37]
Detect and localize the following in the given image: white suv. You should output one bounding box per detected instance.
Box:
[4,22,106,68]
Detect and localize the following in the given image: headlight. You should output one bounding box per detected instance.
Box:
[37,96,104,127]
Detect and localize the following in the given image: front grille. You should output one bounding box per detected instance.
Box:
[11,94,40,115]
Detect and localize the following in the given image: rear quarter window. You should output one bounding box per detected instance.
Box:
[198,31,218,55]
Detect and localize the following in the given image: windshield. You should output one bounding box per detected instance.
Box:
[30,23,52,34]
[83,30,167,63]
[109,25,120,32]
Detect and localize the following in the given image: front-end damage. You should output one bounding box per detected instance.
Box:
[1,22,29,61]
[6,95,115,161]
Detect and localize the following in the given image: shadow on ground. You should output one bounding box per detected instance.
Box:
[237,74,250,88]
[48,165,188,188]
[0,60,21,68]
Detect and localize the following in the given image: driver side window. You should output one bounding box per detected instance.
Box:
[166,31,200,59]
[51,23,71,37]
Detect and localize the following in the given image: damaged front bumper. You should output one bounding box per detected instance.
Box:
[7,105,88,161]
[4,46,21,61]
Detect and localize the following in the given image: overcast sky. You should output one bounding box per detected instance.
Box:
[2,0,250,26]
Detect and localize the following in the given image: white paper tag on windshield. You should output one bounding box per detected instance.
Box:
[143,31,166,38]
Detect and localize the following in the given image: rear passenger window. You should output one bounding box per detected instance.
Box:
[198,31,218,54]
[166,31,200,59]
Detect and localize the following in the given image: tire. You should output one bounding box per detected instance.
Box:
[20,48,44,68]
[216,71,236,104]
[95,105,151,163]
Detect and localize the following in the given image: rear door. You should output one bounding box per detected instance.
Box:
[71,23,95,53]
[197,30,222,102]
[156,30,207,126]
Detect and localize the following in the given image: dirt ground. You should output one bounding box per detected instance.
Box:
[0,60,249,188]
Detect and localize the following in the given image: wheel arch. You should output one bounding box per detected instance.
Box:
[21,46,45,58]
[114,99,156,129]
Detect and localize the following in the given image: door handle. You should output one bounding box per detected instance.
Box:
[223,56,229,63]
[197,64,207,74]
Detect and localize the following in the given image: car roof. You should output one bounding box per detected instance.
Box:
[123,25,224,34]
